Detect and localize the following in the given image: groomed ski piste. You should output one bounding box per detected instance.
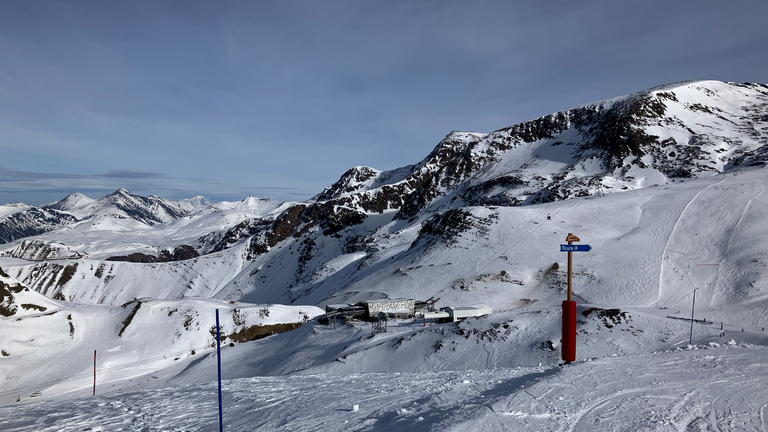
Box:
[3,167,768,430]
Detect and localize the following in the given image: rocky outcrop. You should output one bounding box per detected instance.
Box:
[106,245,200,263]
[0,267,27,317]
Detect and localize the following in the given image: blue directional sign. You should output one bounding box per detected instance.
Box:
[560,244,592,252]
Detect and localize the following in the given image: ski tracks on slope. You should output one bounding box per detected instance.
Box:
[654,178,727,306]
[654,176,766,308]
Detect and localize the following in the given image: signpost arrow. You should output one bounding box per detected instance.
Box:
[560,244,592,252]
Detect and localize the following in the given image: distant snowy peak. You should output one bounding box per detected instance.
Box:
[0,189,212,245]
[79,188,197,225]
[211,196,293,217]
[180,195,212,208]
[45,192,96,214]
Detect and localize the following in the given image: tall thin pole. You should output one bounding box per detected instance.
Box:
[216,309,223,432]
[93,350,96,396]
[567,237,573,302]
[689,289,697,345]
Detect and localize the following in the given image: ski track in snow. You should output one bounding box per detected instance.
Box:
[655,177,728,307]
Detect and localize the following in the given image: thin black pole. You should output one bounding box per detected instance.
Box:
[93,350,96,396]
[689,289,697,345]
[216,309,223,432]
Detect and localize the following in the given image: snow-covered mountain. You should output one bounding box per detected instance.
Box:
[0,188,204,245]
[45,188,205,224]
[1,80,766,306]
[3,80,768,430]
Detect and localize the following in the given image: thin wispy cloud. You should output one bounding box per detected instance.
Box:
[101,170,167,179]
[0,0,766,206]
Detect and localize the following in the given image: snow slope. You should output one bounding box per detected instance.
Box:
[2,342,768,431]
[0,269,323,406]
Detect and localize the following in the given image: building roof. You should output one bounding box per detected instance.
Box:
[445,305,491,311]
[364,298,414,304]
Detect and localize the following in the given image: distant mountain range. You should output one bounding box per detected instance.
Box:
[0,80,766,308]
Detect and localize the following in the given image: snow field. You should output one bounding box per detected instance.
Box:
[2,345,768,431]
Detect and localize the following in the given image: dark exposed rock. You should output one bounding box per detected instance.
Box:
[106,245,200,263]
[0,272,26,317]
[314,166,381,201]
[158,245,200,261]
[297,202,367,237]
[58,264,78,287]
[410,209,493,249]
[20,303,46,312]
[460,175,528,206]
[571,93,665,169]
[268,204,307,245]
[106,253,159,263]
[205,218,272,254]
[497,111,571,144]
[118,301,142,337]
[218,322,304,344]
[247,204,308,259]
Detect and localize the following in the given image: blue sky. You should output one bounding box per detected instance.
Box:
[1,0,766,205]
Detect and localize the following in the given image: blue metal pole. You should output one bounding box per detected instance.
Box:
[216,309,223,432]
[689,289,697,345]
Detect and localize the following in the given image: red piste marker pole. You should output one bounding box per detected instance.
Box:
[562,233,579,363]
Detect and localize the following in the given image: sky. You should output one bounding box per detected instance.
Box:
[0,0,766,206]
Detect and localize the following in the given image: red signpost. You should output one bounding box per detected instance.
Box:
[561,233,582,363]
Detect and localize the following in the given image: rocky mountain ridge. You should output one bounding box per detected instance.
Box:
[217,80,768,260]
[1,80,767,307]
